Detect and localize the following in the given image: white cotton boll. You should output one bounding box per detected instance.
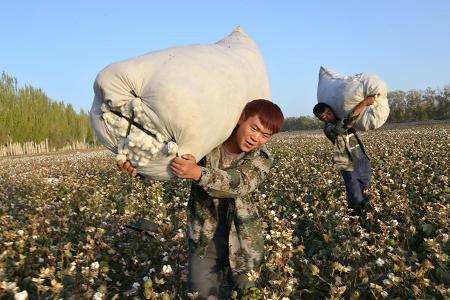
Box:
[120,126,129,135]
[119,105,126,114]
[152,139,162,148]
[102,112,113,124]
[93,292,103,300]
[128,132,136,140]
[141,139,153,151]
[116,154,127,163]
[147,148,156,159]
[118,118,128,129]
[14,290,28,300]
[134,139,142,148]
[138,158,149,167]
[144,124,153,131]
[164,141,178,155]
[156,132,164,143]
[101,104,109,113]
[150,146,159,155]
[133,111,142,122]
[128,141,135,147]
[132,97,141,108]
[118,128,127,137]
[139,131,147,139]
[122,126,130,137]
[114,124,122,133]
[129,127,138,136]
[138,140,147,156]
[135,148,146,158]
[139,133,148,144]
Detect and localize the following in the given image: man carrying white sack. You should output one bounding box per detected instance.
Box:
[119,99,285,298]
[313,96,375,216]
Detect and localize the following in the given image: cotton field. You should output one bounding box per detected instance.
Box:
[0,122,449,299]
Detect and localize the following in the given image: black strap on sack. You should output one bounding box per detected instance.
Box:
[107,90,167,141]
[108,109,157,140]
[105,91,178,180]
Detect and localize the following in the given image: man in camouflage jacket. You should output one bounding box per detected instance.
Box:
[313,96,375,215]
[171,99,284,298]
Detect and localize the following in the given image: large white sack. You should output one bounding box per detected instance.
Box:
[317,66,389,131]
[90,27,271,180]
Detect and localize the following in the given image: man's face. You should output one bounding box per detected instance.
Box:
[235,114,273,152]
[319,107,336,123]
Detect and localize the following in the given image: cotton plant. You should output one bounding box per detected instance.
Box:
[0,124,449,299]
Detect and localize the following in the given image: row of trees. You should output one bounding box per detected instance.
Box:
[388,86,450,122]
[282,85,450,131]
[1,71,449,141]
[282,116,322,131]
[0,72,96,147]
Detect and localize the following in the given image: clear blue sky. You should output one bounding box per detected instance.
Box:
[1,1,450,117]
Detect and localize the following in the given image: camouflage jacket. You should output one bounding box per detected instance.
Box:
[324,113,369,171]
[187,145,273,275]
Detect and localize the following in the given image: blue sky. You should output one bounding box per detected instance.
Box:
[1,1,449,117]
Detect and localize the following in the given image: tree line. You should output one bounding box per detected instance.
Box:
[1,71,449,141]
[388,86,450,122]
[282,85,450,131]
[0,72,96,147]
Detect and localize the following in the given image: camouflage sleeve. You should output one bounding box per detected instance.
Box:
[342,111,358,128]
[323,124,337,143]
[324,110,357,141]
[196,151,273,198]
[324,121,347,142]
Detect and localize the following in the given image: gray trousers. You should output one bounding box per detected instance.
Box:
[188,200,254,298]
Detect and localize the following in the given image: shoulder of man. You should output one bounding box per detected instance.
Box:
[242,145,272,161]
[203,146,221,167]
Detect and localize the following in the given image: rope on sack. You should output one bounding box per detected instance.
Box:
[109,109,155,139]
[109,90,159,140]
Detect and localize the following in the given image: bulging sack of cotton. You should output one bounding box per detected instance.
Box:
[90,27,271,180]
[317,67,389,131]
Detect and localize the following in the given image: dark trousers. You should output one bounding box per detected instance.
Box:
[340,156,372,209]
[188,201,253,298]
[188,232,230,298]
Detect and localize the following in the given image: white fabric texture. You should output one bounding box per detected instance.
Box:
[317,66,389,131]
[90,27,271,180]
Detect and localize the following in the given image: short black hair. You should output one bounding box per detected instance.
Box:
[313,102,332,119]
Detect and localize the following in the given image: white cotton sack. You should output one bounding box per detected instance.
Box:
[90,26,271,180]
[317,66,390,131]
